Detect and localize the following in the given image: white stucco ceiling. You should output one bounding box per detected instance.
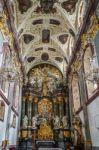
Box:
[13,0,86,75]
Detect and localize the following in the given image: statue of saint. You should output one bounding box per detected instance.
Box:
[72,114,84,146]
[62,115,69,129]
[32,116,38,129]
[23,115,28,128]
[53,116,60,129]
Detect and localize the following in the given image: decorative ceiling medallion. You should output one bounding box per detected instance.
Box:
[17,0,32,13]
[41,53,49,61]
[55,57,63,63]
[32,19,43,25]
[23,34,34,44]
[61,0,78,15]
[50,19,60,25]
[35,0,57,14]
[27,57,35,63]
[42,29,50,43]
[59,34,68,44]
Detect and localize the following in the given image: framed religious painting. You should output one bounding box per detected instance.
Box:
[0,100,5,121]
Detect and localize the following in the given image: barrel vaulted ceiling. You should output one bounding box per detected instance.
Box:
[12,0,86,75]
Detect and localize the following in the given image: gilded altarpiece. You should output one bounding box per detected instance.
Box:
[20,64,70,142]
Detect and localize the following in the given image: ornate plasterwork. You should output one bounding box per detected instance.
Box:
[28,64,63,95]
[81,15,99,49]
[12,0,86,75]
[88,15,99,38]
[0,9,23,86]
[0,14,14,46]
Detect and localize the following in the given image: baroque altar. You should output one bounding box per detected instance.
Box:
[19,64,71,149]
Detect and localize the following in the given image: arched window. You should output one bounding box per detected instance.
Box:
[72,74,81,111]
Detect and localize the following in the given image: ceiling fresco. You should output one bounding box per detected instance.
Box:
[11,0,86,76]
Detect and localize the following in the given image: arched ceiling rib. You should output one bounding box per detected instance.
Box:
[17,2,39,32]
[27,59,65,75]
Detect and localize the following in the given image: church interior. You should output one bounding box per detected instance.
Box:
[0,0,99,149]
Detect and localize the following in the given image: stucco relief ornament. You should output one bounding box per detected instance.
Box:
[0,14,13,46]
[81,33,89,49]
[12,52,21,74]
[88,15,99,39]
[73,60,81,72]
[67,73,73,88]
[0,14,8,34]
[81,16,99,49]
[72,114,84,145]
[73,50,84,72]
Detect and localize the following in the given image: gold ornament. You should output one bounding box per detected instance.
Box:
[38,123,53,140]
[81,15,99,49]
[0,14,14,46]
[88,15,99,39]
[38,98,52,114]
